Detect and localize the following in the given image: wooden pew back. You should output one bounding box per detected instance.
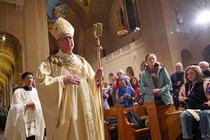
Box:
[104,107,117,118]
[123,105,147,116]
[104,107,118,140]
[123,106,151,140]
[165,106,183,140]
[146,102,183,140]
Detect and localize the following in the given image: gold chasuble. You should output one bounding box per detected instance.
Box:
[36,51,104,140]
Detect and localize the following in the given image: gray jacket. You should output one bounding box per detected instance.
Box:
[140,66,174,105]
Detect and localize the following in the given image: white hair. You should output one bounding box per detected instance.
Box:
[117,69,124,75]
[199,61,209,67]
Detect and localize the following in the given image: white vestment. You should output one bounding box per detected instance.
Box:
[36,51,105,140]
[4,88,45,140]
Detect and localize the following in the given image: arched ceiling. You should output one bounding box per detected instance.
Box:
[47,0,113,54]
[61,0,113,30]
[0,32,22,91]
[89,0,113,30]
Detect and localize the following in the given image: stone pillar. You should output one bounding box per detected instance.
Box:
[23,0,49,74]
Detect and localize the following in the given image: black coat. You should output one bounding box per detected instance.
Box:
[184,80,208,109]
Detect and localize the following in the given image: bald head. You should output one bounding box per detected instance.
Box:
[175,62,183,72]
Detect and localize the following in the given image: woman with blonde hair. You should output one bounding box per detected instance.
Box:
[179,65,210,140]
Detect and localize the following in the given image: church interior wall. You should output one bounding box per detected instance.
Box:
[0,0,49,104]
[0,0,49,74]
[0,2,25,56]
[0,0,210,105]
[108,0,143,53]
[139,0,173,73]
[102,38,147,82]
[103,0,210,78]
[166,0,210,68]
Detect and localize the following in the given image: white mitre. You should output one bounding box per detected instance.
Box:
[51,17,75,40]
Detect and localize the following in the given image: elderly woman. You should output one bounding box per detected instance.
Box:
[179,65,210,140]
[116,76,136,108]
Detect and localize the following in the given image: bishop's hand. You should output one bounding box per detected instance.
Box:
[95,67,104,81]
[63,72,81,84]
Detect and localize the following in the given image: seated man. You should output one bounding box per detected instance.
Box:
[170,62,184,109]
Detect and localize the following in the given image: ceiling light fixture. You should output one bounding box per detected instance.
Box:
[117,26,128,36]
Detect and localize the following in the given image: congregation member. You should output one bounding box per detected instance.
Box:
[170,62,185,94]
[170,62,185,108]
[104,76,116,107]
[179,65,210,140]
[198,61,210,79]
[140,53,174,105]
[112,69,125,104]
[116,76,136,108]
[130,76,142,105]
[198,61,209,71]
[36,17,104,140]
[5,72,45,140]
[202,69,210,79]
[102,81,110,110]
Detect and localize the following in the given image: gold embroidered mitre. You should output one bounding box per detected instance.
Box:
[51,17,75,40]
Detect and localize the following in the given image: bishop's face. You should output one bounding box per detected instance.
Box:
[57,33,74,55]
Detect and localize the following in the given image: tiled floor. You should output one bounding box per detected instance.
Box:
[0,131,5,140]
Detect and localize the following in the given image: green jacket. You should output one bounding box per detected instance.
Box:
[140,66,174,105]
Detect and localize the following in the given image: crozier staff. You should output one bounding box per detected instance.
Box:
[36,17,104,140]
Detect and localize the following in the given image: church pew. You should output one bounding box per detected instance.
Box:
[115,104,126,140]
[145,102,183,140]
[123,105,151,140]
[104,104,134,140]
[104,107,118,140]
[104,104,152,140]
[165,106,183,140]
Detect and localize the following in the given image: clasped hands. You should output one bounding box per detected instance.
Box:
[63,72,81,84]
[152,88,161,95]
[179,96,188,103]
[26,100,36,110]
[63,68,103,85]
[123,93,132,99]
